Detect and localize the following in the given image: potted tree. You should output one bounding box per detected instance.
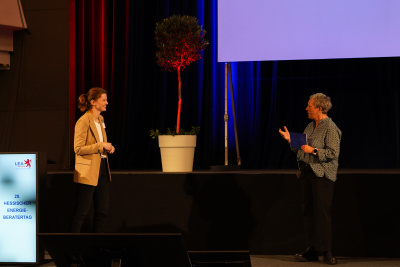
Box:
[152,14,208,172]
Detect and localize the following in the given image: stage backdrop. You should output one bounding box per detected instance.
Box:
[69,0,400,170]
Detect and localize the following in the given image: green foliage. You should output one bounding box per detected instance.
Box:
[155,14,209,72]
[149,126,200,139]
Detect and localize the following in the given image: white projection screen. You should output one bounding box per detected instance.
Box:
[218,0,400,62]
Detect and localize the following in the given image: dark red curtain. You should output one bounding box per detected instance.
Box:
[70,0,130,106]
[69,0,137,169]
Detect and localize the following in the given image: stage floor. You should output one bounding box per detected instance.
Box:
[250,255,400,267]
[36,254,400,267]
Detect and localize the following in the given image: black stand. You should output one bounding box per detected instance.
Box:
[211,62,241,171]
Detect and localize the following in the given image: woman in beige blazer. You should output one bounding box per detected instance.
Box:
[70,87,115,233]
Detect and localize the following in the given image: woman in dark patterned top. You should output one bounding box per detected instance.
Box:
[279,93,341,265]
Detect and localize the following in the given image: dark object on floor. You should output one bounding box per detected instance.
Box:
[323,251,337,265]
[38,233,191,267]
[294,247,319,262]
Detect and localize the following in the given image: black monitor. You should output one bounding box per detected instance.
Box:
[38,233,192,267]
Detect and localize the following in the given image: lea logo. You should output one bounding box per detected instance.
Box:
[15,159,32,168]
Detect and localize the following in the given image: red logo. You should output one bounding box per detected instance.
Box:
[24,159,32,168]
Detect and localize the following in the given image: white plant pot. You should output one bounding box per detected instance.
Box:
[158,135,197,172]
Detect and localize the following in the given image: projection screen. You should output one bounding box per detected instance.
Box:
[218,0,400,62]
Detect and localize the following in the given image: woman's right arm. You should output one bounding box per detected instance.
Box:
[278,126,291,143]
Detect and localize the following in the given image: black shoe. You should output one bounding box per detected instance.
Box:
[323,251,337,265]
[294,247,319,262]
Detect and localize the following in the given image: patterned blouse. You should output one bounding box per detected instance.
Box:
[295,117,342,182]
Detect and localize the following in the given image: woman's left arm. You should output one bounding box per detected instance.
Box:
[317,127,341,162]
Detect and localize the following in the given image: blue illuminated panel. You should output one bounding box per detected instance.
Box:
[0,153,37,264]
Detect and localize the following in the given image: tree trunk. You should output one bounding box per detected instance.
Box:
[176,66,182,134]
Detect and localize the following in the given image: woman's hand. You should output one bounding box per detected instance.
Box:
[107,145,115,154]
[278,126,291,143]
[103,142,115,154]
[103,142,113,151]
[301,145,314,154]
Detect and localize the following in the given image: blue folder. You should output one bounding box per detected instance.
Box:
[290,133,307,149]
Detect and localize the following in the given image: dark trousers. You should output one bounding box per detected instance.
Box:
[70,158,110,233]
[300,165,334,252]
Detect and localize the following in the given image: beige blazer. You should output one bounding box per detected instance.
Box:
[74,112,111,186]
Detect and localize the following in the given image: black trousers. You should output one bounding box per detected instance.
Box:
[300,165,335,252]
[70,158,110,233]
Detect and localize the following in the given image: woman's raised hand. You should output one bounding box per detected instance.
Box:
[278,126,291,143]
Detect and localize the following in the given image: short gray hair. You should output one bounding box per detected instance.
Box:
[310,93,332,114]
